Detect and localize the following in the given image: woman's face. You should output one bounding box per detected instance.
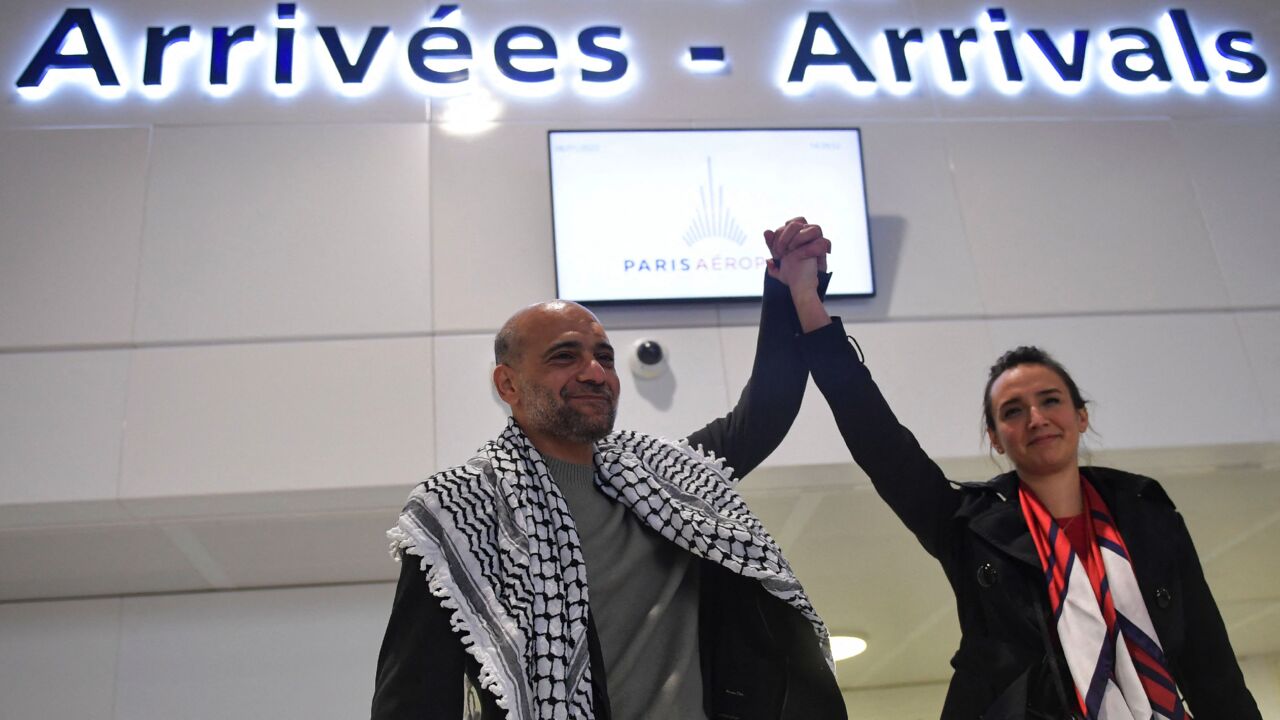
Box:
[986,363,1088,479]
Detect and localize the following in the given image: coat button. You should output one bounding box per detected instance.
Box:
[1155,587,1173,609]
[976,563,999,588]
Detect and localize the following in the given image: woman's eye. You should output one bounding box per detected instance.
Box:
[1044,397,1060,406]
[1002,407,1022,420]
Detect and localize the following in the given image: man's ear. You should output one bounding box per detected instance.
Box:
[493,364,519,407]
[987,428,1005,455]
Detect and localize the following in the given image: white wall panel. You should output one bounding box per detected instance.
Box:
[609,326,731,442]
[430,123,571,332]
[987,312,1270,450]
[432,333,514,468]
[0,524,206,600]
[717,323,845,469]
[742,378,850,470]
[845,121,985,320]
[174,511,400,588]
[593,303,720,332]
[0,127,148,348]
[134,123,432,343]
[1174,119,1280,308]
[948,121,1231,315]
[1236,311,1280,443]
[0,497,132,531]
[0,598,120,720]
[0,350,129,506]
[725,318,996,470]
[838,319,998,462]
[114,584,388,720]
[120,338,434,498]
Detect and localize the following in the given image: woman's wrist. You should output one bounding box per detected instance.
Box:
[791,288,831,333]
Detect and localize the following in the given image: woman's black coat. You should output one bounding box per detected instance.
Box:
[799,320,1260,719]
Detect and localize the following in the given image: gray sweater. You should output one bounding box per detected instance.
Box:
[545,456,706,720]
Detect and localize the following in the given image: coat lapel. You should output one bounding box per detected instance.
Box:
[959,472,1041,569]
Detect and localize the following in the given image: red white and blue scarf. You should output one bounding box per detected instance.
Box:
[1019,478,1188,720]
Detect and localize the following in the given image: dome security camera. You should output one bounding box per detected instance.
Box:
[630,339,668,379]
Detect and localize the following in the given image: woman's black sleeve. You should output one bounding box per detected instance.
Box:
[797,319,964,560]
[371,552,465,720]
[1170,514,1261,719]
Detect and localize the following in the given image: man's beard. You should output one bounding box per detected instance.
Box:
[520,381,617,444]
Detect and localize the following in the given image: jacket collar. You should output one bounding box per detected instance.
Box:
[959,471,1040,568]
[959,467,1168,570]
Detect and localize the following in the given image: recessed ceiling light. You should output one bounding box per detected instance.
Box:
[831,635,868,661]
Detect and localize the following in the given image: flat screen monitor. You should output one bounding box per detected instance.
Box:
[548,128,873,304]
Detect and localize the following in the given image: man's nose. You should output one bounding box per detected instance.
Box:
[578,358,607,383]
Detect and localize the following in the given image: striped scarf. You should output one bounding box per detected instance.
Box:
[387,419,832,720]
[1019,478,1188,720]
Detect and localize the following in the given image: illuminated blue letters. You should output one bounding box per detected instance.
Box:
[1216,31,1267,82]
[495,26,557,82]
[1168,9,1208,82]
[210,25,255,85]
[883,28,923,82]
[11,6,1269,98]
[1028,29,1089,82]
[276,3,295,84]
[579,26,627,82]
[143,25,192,85]
[788,12,875,82]
[1109,28,1171,82]
[318,26,389,82]
[17,8,119,87]
[939,27,978,82]
[988,9,1023,82]
[407,27,472,83]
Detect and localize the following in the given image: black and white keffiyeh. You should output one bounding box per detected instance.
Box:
[388,419,832,720]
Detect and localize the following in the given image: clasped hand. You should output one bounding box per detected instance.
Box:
[764,216,830,295]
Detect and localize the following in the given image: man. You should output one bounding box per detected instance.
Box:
[372,224,843,719]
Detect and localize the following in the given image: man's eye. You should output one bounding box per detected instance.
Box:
[597,355,615,368]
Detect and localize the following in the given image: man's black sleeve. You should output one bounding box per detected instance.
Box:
[371,551,465,720]
[685,273,827,476]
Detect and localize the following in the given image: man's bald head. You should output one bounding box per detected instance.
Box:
[491,301,619,459]
[494,300,599,366]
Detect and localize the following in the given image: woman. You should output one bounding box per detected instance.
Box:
[767,218,1260,719]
